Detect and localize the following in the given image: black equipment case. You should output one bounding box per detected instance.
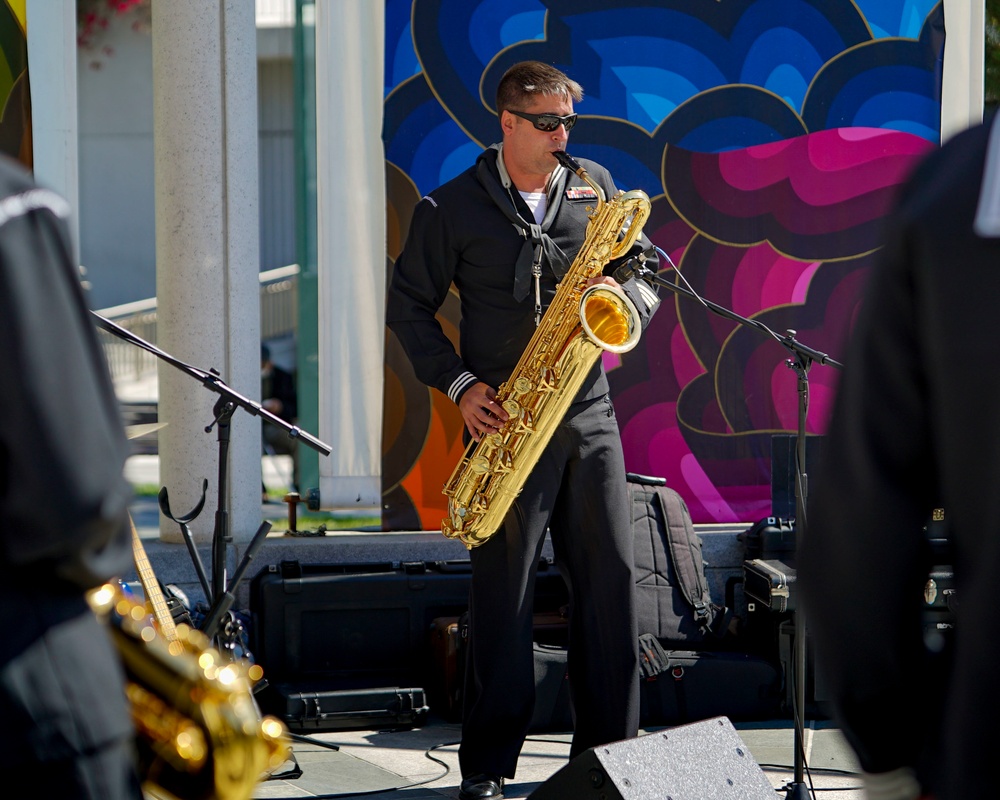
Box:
[250,559,477,688]
[250,558,567,687]
[741,516,797,613]
[638,641,783,726]
[743,557,796,613]
[256,683,429,733]
[740,516,796,560]
[428,609,571,729]
[531,641,573,732]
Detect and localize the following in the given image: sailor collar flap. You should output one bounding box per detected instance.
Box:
[476,148,572,299]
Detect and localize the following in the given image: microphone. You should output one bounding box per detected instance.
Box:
[613,248,654,284]
[612,258,639,283]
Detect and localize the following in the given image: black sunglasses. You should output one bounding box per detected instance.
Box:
[508,109,579,132]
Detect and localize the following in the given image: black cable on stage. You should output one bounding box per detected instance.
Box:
[259,734,456,799]
[257,733,580,799]
[262,730,865,799]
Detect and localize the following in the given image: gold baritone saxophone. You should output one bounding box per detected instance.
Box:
[89,582,290,800]
[442,150,651,549]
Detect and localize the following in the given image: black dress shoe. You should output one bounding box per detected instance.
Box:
[459,773,504,799]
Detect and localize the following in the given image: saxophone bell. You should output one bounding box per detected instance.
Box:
[579,283,642,354]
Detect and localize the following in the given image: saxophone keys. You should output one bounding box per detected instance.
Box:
[444,503,468,535]
[470,455,491,475]
[495,449,514,473]
[538,367,559,390]
[502,399,522,418]
[517,410,535,433]
[593,242,613,260]
[512,377,533,395]
[471,492,489,512]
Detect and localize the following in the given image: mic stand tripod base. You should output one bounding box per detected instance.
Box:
[199,520,272,644]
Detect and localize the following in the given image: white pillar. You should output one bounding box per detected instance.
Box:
[941,0,984,143]
[26,0,79,256]
[152,1,262,549]
[315,0,386,510]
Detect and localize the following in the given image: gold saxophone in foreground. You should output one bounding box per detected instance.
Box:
[89,583,290,800]
[442,150,651,548]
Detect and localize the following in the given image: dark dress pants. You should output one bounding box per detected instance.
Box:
[0,583,143,800]
[459,395,640,778]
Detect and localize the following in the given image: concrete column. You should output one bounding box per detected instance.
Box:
[315,0,386,510]
[26,0,79,256]
[941,0,984,143]
[152,1,262,553]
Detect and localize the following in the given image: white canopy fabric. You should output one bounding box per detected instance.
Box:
[315,0,386,510]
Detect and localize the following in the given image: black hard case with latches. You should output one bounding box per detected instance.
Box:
[256,683,429,732]
[249,557,568,693]
[743,557,797,613]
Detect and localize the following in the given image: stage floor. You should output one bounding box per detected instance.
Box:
[121,456,864,799]
[252,714,864,799]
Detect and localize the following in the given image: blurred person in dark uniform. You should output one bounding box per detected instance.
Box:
[261,343,299,492]
[0,155,143,798]
[799,116,1000,800]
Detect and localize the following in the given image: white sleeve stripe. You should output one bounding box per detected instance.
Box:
[448,372,478,403]
[0,188,70,229]
[637,281,659,309]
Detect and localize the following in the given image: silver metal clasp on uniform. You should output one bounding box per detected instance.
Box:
[532,244,543,326]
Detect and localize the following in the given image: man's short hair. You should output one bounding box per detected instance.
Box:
[495,61,583,114]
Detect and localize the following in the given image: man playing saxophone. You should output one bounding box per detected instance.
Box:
[387,61,660,800]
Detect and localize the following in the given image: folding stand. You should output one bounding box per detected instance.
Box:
[624,249,844,798]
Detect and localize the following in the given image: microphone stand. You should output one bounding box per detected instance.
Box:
[624,254,843,799]
[93,311,332,653]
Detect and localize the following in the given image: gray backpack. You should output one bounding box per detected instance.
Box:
[627,473,728,646]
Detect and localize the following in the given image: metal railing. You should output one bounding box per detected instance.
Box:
[256,0,295,28]
[96,264,300,387]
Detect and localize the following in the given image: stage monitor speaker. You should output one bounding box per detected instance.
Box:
[527,716,774,800]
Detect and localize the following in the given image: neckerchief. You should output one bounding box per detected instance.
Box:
[476,145,572,312]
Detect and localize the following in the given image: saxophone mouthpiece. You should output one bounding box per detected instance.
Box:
[552,149,584,176]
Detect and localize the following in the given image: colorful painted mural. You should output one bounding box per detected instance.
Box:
[0,0,28,168]
[382,0,943,529]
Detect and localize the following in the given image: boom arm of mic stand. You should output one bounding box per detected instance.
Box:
[629,265,844,371]
[92,311,332,457]
[94,310,334,652]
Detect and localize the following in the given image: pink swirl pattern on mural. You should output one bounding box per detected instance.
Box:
[612,128,934,522]
[666,128,932,258]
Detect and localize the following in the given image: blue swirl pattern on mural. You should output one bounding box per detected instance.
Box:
[382,0,945,527]
[385,0,941,192]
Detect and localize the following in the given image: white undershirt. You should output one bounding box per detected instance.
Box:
[518,190,547,224]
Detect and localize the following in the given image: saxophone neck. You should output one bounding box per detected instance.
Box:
[552,150,605,205]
